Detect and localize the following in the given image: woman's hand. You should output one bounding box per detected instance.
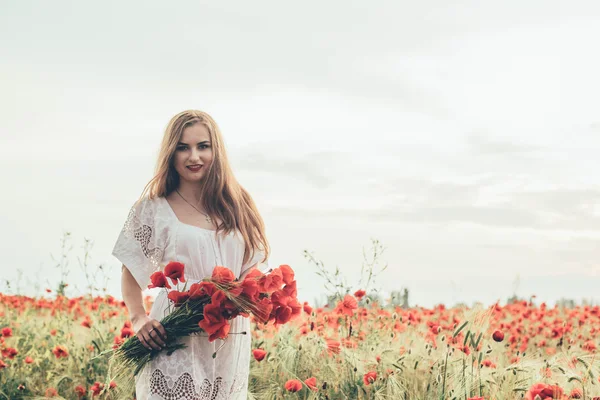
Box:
[132,315,168,351]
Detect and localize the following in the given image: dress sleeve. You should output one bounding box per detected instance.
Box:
[241,247,270,276]
[111,197,168,290]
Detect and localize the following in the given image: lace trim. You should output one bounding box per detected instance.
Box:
[149,369,247,400]
[123,201,164,271]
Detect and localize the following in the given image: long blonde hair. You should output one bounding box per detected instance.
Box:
[138,110,269,267]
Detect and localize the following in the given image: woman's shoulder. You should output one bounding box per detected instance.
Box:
[127,194,168,219]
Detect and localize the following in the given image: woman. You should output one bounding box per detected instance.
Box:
[112,110,270,400]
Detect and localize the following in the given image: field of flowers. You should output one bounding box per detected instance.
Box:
[2,288,600,400]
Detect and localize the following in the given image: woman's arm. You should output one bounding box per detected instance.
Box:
[121,264,168,350]
[239,263,259,281]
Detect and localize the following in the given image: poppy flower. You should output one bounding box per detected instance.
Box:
[2,347,18,359]
[147,271,171,289]
[189,282,216,300]
[52,345,69,359]
[74,385,86,398]
[164,261,186,285]
[198,303,231,342]
[24,356,34,364]
[240,278,260,300]
[284,379,303,392]
[253,297,274,324]
[167,290,190,307]
[253,348,267,361]
[243,268,264,281]
[525,382,564,400]
[282,281,297,298]
[304,377,318,391]
[45,388,58,397]
[212,266,235,285]
[90,382,104,397]
[120,326,135,338]
[354,289,366,299]
[339,294,358,316]
[261,268,283,293]
[279,264,295,285]
[1,327,12,337]
[303,302,313,315]
[363,371,377,385]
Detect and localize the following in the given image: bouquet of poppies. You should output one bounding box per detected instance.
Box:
[99,261,301,396]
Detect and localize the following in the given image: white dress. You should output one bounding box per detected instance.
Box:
[111,194,269,400]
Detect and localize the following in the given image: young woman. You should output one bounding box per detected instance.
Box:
[112,110,270,399]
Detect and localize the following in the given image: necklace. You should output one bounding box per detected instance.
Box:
[175,189,213,224]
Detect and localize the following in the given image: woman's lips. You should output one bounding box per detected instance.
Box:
[187,165,202,172]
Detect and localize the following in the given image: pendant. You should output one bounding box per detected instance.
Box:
[206,215,212,224]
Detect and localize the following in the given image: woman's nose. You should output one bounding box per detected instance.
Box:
[190,148,201,160]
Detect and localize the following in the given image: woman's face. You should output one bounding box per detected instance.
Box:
[172,123,213,184]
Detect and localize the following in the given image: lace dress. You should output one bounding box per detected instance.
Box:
[111,195,269,400]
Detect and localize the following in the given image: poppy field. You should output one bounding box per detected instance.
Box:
[1,288,600,400]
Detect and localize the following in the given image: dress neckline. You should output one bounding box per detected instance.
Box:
[160,196,218,232]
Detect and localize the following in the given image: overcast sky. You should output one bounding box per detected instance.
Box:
[1,1,599,308]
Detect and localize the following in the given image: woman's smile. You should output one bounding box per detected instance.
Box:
[187,165,203,172]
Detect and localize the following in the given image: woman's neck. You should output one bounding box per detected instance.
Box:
[176,181,204,204]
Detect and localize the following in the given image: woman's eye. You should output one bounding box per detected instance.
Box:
[177,146,187,151]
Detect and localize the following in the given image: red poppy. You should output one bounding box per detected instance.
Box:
[253,297,274,324]
[1,327,12,337]
[243,268,264,281]
[303,302,313,315]
[212,266,235,285]
[2,347,18,359]
[74,385,86,398]
[363,371,377,385]
[284,379,303,392]
[189,282,216,300]
[339,294,358,316]
[279,264,295,285]
[164,261,186,285]
[121,326,135,338]
[226,282,244,297]
[25,356,34,364]
[90,382,104,397]
[282,281,297,298]
[168,290,190,307]
[525,382,564,400]
[261,268,283,293]
[240,278,260,300]
[52,345,69,359]
[354,289,366,299]
[198,303,231,342]
[253,348,267,361]
[304,377,318,391]
[147,271,172,289]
